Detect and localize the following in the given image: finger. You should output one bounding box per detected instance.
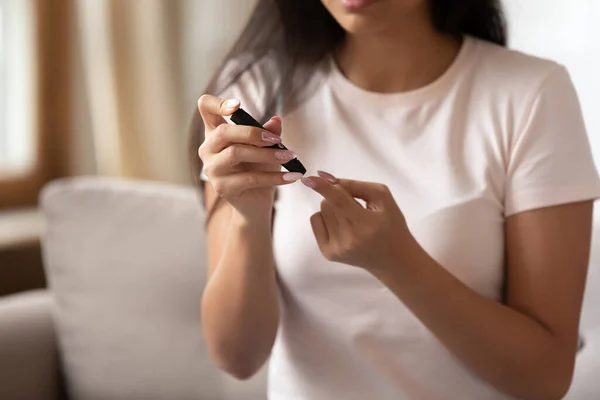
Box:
[209,145,296,174]
[262,116,282,137]
[310,212,329,247]
[217,171,304,194]
[301,177,363,216]
[207,123,282,153]
[320,200,339,236]
[317,170,338,184]
[198,95,240,129]
[336,179,393,207]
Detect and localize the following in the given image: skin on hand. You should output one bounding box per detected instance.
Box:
[197,95,303,221]
[301,170,592,399]
[302,171,419,272]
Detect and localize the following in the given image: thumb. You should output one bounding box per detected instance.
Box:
[336,179,392,206]
[262,116,282,137]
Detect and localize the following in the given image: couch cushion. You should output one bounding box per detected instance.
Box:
[41,178,266,400]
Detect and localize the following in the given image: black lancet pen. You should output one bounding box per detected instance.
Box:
[230,108,307,175]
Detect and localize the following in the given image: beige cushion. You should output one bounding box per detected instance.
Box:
[41,178,266,400]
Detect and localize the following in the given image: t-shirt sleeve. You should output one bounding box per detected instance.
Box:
[216,56,277,122]
[505,65,600,216]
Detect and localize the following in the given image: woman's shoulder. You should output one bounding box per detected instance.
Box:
[468,36,567,94]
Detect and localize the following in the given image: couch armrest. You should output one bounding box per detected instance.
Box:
[0,290,61,400]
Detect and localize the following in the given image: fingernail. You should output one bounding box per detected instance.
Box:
[301,177,318,189]
[275,151,296,161]
[224,99,240,110]
[262,131,281,143]
[271,116,282,123]
[283,172,304,182]
[317,170,337,183]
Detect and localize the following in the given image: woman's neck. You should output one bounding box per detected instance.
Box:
[335,20,462,94]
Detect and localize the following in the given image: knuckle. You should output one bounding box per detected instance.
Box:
[226,145,239,161]
[310,212,320,224]
[377,184,390,195]
[245,127,256,142]
[330,196,344,209]
[320,200,328,211]
[213,123,227,138]
[336,242,349,257]
[344,236,358,250]
[348,181,358,193]
[211,180,225,195]
[197,94,211,110]
[244,174,258,188]
[198,143,213,162]
[330,249,342,262]
[322,247,337,262]
[202,164,214,178]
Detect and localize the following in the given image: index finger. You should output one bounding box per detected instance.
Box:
[301,177,363,216]
[197,95,241,129]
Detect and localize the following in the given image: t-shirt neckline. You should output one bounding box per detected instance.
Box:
[327,36,475,107]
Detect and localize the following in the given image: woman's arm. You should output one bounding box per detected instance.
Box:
[305,175,593,400]
[201,182,280,380]
[374,201,592,400]
[196,95,298,380]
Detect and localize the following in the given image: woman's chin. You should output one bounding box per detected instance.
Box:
[336,15,389,36]
[323,0,393,35]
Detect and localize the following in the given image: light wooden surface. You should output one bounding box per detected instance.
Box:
[0,208,45,251]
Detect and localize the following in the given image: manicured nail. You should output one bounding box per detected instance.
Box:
[301,177,318,189]
[275,151,295,161]
[283,172,303,182]
[262,131,281,143]
[317,170,337,183]
[224,99,240,110]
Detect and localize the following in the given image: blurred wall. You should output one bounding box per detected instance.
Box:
[504,0,600,162]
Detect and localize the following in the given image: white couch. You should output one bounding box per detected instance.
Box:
[0,178,598,399]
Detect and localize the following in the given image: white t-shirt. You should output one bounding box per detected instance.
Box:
[214,36,600,399]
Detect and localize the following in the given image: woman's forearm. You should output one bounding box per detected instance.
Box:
[201,210,279,379]
[374,242,575,400]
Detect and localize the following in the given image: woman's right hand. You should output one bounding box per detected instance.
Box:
[197,95,304,221]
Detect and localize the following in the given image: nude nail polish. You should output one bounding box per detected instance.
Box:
[301,177,317,189]
[275,151,295,161]
[283,172,304,182]
[262,131,282,143]
[317,170,337,183]
[224,99,240,110]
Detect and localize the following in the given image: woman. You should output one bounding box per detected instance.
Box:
[190,0,600,399]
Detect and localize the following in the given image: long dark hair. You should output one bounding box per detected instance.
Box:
[190,0,507,212]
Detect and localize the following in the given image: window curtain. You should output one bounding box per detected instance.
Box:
[74,0,256,184]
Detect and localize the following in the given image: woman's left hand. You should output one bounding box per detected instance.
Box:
[301,171,419,273]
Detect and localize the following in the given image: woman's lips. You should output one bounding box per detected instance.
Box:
[340,0,379,11]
